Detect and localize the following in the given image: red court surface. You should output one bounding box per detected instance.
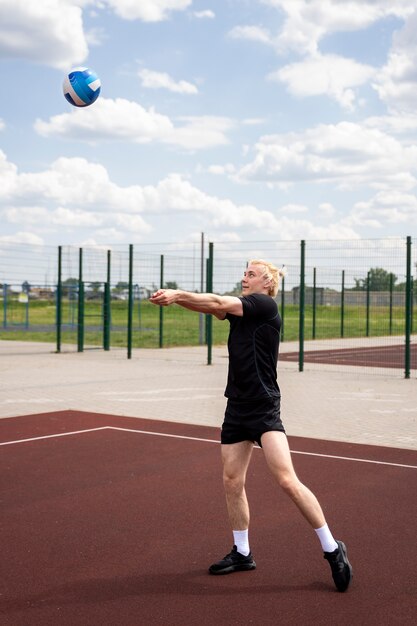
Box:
[1,410,417,626]
[280,342,417,369]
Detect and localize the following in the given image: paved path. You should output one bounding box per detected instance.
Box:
[1,340,416,450]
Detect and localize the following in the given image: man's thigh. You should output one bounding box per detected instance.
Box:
[260,430,296,478]
[221,441,254,479]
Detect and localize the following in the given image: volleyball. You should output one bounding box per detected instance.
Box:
[62,67,101,107]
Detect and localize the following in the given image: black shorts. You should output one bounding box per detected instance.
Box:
[221,396,285,447]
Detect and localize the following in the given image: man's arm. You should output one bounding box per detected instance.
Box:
[149,289,243,319]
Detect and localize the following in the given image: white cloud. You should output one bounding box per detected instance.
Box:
[269,53,376,110]
[0,152,363,243]
[85,26,106,47]
[113,213,152,233]
[0,150,18,196]
[0,154,146,212]
[193,10,215,20]
[347,190,417,228]
[0,0,194,70]
[365,114,417,136]
[0,231,44,245]
[233,2,417,111]
[207,163,236,175]
[319,202,337,218]
[279,203,309,214]
[87,229,125,243]
[210,203,359,240]
[238,121,417,190]
[35,98,173,144]
[0,0,89,70]
[104,0,192,22]
[51,207,104,227]
[34,98,233,150]
[243,118,265,126]
[212,232,242,243]
[0,154,271,237]
[228,25,273,46]
[169,116,233,150]
[2,206,49,224]
[138,69,198,94]
[372,9,417,114]
[259,0,415,55]
[268,216,360,240]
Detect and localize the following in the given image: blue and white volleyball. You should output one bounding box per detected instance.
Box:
[63,67,101,107]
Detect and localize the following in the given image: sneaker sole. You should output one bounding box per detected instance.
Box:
[209,561,256,575]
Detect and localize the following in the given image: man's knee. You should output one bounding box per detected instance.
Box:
[223,471,245,496]
[277,472,301,498]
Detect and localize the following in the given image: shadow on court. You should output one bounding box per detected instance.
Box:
[1,411,416,625]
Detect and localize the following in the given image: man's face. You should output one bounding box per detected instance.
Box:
[241,264,270,295]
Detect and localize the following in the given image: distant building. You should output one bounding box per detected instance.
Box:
[29,287,55,300]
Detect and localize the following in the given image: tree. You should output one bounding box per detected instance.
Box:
[352,268,397,291]
[227,280,243,295]
[62,277,78,298]
[88,281,102,294]
[113,281,129,294]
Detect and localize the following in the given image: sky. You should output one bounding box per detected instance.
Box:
[1,0,417,251]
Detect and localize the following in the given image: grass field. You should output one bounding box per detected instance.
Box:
[0,298,414,348]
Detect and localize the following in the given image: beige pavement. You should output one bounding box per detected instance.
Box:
[0,340,416,450]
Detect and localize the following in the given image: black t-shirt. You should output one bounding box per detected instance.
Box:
[224,293,281,400]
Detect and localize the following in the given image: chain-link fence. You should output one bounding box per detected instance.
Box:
[0,237,415,377]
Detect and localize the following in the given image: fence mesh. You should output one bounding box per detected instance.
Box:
[0,237,415,376]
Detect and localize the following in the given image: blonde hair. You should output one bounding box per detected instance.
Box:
[249,259,287,297]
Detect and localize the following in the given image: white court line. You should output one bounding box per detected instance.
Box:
[289,449,417,469]
[0,427,109,446]
[108,426,220,445]
[0,426,416,469]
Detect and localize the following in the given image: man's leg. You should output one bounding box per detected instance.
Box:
[208,441,256,575]
[221,440,254,530]
[261,430,352,591]
[261,431,326,528]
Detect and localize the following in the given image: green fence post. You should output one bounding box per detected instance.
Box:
[299,240,305,372]
[127,244,133,359]
[2,284,6,329]
[341,270,345,338]
[206,242,213,365]
[199,232,205,346]
[24,290,29,329]
[405,236,412,379]
[103,282,110,350]
[280,276,285,342]
[103,249,111,351]
[389,273,394,335]
[159,254,164,348]
[56,246,62,353]
[312,267,316,340]
[366,270,370,337]
[77,248,84,352]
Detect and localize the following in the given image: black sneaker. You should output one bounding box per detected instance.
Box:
[324,540,353,592]
[209,545,256,575]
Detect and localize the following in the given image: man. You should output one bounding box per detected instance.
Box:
[150,259,352,592]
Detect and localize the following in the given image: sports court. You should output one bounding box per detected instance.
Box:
[1,341,417,625]
[280,342,417,369]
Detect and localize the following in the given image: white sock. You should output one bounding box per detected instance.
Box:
[233,529,250,556]
[314,524,338,553]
